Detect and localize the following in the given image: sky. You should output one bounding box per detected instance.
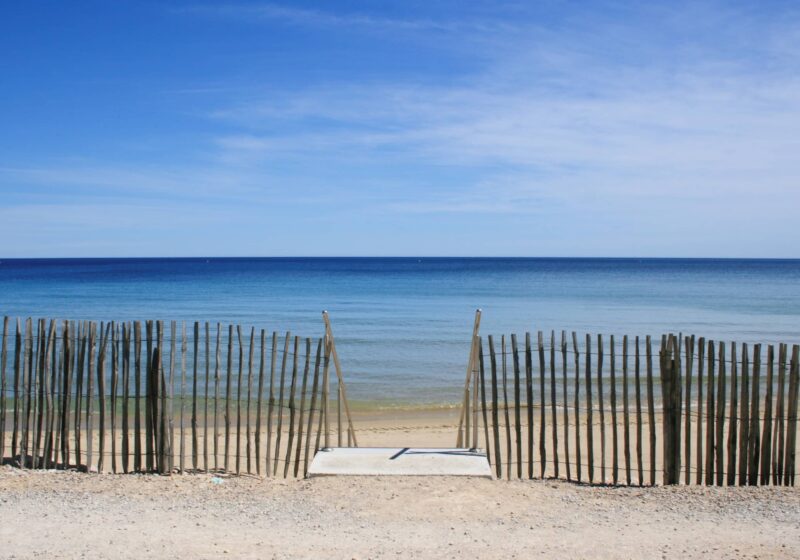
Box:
[1,0,799,257]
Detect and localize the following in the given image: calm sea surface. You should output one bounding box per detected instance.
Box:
[0,258,798,406]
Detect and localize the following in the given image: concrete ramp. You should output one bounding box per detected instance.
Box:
[307,447,492,478]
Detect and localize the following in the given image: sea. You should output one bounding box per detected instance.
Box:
[0,258,798,407]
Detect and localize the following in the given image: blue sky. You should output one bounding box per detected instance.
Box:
[1,1,799,257]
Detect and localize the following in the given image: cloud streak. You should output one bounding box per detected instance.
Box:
[180,2,517,34]
[210,57,800,197]
[4,1,800,256]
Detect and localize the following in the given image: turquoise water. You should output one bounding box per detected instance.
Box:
[0,258,798,405]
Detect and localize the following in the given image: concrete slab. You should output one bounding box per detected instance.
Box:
[307,447,493,478]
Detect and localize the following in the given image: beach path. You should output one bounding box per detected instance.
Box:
[308,447,492,477]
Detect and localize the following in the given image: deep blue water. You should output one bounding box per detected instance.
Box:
[1,257,798,405]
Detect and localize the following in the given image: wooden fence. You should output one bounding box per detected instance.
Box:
[3,310,798,486]
[0,312,356,477]
[458,331,799,486]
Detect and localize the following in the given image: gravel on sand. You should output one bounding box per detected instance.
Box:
[1,466,798,559]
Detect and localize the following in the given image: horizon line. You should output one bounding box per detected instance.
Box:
[2,256,799,261]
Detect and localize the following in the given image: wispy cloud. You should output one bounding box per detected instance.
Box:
[210,66,800,195]
[191,2,800,241]
[5,1,800,255]
[0,163,269,205]
[18,4,800,208]
[180,2,516,34]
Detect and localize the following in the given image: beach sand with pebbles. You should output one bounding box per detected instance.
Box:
[1,410,799,559]
[1,467,799,559]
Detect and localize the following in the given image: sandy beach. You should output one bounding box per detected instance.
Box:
[4,402,797,481]
[2,467,798,559]
[5,0,800,556]
[2,407,799,558]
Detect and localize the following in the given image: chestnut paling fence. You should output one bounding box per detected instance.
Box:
[0,313,357,478]
[1,311,798,486]
[457,331,799,486]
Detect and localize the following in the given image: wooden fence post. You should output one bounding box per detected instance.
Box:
[659,337,671,485]
[610,335,618,485]
[273,332,290,475]
[225,324,234,473]
[61,321,72,469]
[696,337,705,485]
[133,322,141,472]
[145,321,153,472]
[684,335,694,485]
[1,317,9,463]
[760,345,774,485]
[561,332,570,482]
[598,334,606,483]
[715,342,726,486]
[537,331,546,478]
[622,335,631,486]
[501,336,512,480]
[322,335,331,450]
[525,333,534,479]
[634,336,643,486]
[12,319,21,463]
[235,325,244,475]
[294,338,312,477]
[86,322,96,473]
[456,310,482,448]
[488,336,502,478]
[477,337,491,473]
[265,331,277,475]
[783,345,798,486]
[204,323,210,472]
[738,343,750,485]
[96,322,110,473]
[192,322,199,471]
[705,340,715,486]
[283,336,300,478]
[303,339,323,477]
[660,335,682,485]
[585,334,594,484]
[727,342,738,486]
[748,345,762,485]
[512,334,522,479]
[213,323,221,472]
[255,329,265,476]
[110,323,118,473]
[572,332,581,484]
[774,344,787,484]
[321,312,358,447]
[549,331,558,479]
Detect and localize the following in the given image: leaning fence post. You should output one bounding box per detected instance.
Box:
[457,310,482,448]
[322,335,331,450]
[321,312,358,447]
